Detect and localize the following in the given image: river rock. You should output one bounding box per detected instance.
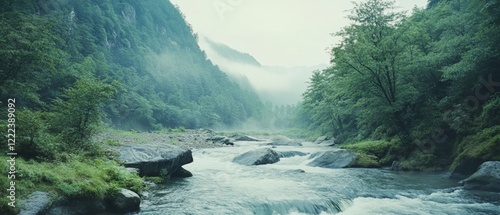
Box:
[233,148,280,165]
[109,188,141,213]
[279,151,308,158]
[313,136,335,146]
[390,161,403,171]
[19,191,51,215]
[307,149,356,168]
[318,139,335,146]
[462,161,500,191]
[285,169,306,174]
[45,198,106,215]
[114,143,193,178]
[207,136,235,146]
[314,136,328,144]
[450,158,485,179]
[234,135,261,141]
[207,135,227,142]
[268,136,303,146]
[172,166,193,177]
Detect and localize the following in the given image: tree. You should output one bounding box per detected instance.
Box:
[0,12,67,108]
[332,0,406,107]
[50,77,117,150]
[330,0,419,143]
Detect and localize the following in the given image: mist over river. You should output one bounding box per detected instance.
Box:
[136,141,500,215]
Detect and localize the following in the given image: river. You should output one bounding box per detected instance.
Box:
[135,141,500,215]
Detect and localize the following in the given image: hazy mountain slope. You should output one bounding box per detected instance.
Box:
[0,0,264,130]
[203,37,261,66]
[199,38,327,105]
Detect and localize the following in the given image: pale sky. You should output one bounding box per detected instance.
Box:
[169,0,428,67]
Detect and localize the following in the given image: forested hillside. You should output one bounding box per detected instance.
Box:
[0,1,266,213]
[0,0,264,130]
[299,0,500,170]
[203,38,262,67]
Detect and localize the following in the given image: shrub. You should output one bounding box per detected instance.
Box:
[16,109,61,161]
[50,77,117,151]
[451,126,500,170]
[341,140,393,167]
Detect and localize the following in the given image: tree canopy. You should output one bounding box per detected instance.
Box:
[300,0,500,168]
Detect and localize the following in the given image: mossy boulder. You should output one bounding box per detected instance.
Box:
[340,140,392,167]
[450,126,500,179]
[350,153,381,168]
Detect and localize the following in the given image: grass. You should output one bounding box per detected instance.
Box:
[0,117,148,215]
[0,154,144,215]
[0,137,144,214]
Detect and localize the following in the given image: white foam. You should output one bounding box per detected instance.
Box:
[339,191,500,215]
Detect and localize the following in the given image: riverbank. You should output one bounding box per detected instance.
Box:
[2,128,230,214]
[93,128,227,150]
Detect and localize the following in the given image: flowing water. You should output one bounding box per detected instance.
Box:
[136,141,500,215]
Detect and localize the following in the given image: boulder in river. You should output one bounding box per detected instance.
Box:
[278,151,308,158]
[109,188,141,213]
[114,143,193,178]
[313,136,335,146]
[234,135,262,141]
[318,139,335,146]
[307,149,356,168]
[285,169,306,174]
[19,191,51,215]
[449,157,485,179]
[268,136,303,146]
[313,136,328,144]
[233,148,280,165]
[172,166,193,177]
[462,161,500,192]
[207,136,235,146]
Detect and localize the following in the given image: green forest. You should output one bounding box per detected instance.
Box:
[0,0,264,131]
[298,0,500,171]
[0,0,266,214]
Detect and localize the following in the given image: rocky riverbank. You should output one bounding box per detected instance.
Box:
[94,128,233,150]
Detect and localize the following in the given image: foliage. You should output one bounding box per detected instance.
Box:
[341,140,392,167]
[0,12,68,108]
[16,109,61,160]
[0,1,265,213]
[351,153,381,168]
[451,126,500,169]
[50,77,117,150]
[1,0,264,132]
[299,0,500,169]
